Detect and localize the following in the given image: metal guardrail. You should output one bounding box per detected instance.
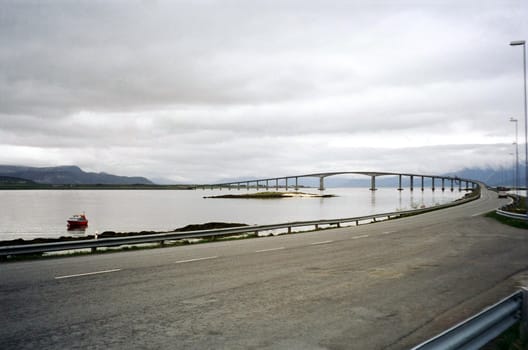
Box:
[0,189,480,258]
[412,289,526,350]
[495,209,528,221]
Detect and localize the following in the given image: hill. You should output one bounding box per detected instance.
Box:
[0,165,153,185]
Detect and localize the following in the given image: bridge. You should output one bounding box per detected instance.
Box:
[202,171,477,192]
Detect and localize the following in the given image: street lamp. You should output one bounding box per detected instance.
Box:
[510,40,527,215]
[510,117,519,195]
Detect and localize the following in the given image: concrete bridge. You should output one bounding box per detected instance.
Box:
[202,171,478,192]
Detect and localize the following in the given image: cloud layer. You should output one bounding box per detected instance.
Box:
[1,1,527,183]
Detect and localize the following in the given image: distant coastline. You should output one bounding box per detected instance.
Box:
[0,183,197,190]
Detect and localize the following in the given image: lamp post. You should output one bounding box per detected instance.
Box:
[510,40,527,215]
[510,117,519,195]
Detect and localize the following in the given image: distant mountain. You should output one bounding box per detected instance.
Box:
[0,175,36,185]
[0,165,153,185]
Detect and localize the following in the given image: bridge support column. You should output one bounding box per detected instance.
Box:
[256,181,259,191]
[465,181,469,191]
[459,179,462,191]
[432,177,435,191]
[410,175,414,191]
[370,176,377,191]
[295,177,299,191]
[237,183,240,190]
[276,179,279,191]
[247,181,250,191]
[319,177,325,191]
[450,178,454,192]
[285,178,288,191]
[441,178,445,192]
[421,176,424,191]
[398,174,403,191]
[266,180,269,191]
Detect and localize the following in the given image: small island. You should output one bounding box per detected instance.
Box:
[204,191,336,199]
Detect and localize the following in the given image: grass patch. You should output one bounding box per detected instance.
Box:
[485,211,528,229]
[482,323,525,350]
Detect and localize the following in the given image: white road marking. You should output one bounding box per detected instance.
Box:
[381,231,395,235]
[255,247,285,253]
[310,240,334,245]
[175,256,219,264]
[55,268,122,280]
[351,234,369,239]
[471,211,490,217]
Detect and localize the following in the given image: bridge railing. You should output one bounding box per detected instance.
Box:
[412,289,527,350]
[0,186,480,258]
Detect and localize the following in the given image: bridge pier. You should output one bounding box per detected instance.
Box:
[459,179,462,191]
[276,178,279,191]
[421,176,424,191]
[370,176,377,191]
[295,177,299,191]
[256,181,259,191]
[285,178,288,191]
[266,180,269,191]
[450,178,454,191]
[441,178,445,192]
[247,181,250,191]
[398,174,403,191]
[410,175,414,191]
[319,176,325,191]
[432,177,435,191]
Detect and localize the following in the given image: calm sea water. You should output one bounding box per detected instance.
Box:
[0,187,466,241]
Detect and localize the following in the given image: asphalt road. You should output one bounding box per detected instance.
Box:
[1,188,527,349]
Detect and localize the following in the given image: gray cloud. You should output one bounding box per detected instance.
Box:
[0,0,526,182]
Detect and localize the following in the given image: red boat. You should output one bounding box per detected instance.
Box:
[67,213,88,228]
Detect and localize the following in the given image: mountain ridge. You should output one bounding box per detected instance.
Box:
[0,165,153,185]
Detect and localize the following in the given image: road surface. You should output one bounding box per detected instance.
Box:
[1,187,527,349]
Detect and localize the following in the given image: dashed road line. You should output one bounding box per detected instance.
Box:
[381,231,396,235]
[55,268,122,280]
[310,240,334,245]
[351,234,369,239]
[175,256,219,264]
[255,247,285,253]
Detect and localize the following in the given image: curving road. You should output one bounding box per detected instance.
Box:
[1,187,527,349]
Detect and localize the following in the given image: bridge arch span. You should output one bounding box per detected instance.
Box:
[207,171,477,192]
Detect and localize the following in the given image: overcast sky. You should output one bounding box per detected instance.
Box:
[1,0,527,183]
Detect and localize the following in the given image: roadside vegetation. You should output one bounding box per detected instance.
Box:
[482,323,525,350]
[486,194,528,229]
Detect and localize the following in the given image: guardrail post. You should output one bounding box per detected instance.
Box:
[521,287,528,344]
[288,227,291,233]
[315,224,319,230]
